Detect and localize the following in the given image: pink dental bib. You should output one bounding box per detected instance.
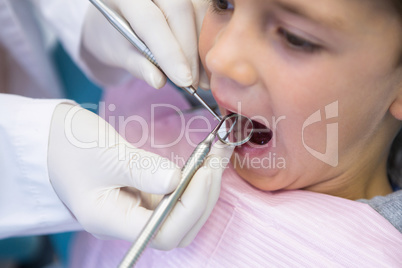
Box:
[69,80,402,267]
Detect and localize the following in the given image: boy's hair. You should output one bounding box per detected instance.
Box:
[389,130,402,188]
[395,0,402,15]
[396,0,402,65]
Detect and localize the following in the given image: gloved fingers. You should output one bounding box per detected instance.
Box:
[62,110,182,196]
[208,140,236,160]
[139,191,164,210]
[153,0,199,88]
[82,6,132,66]
[89,5,169,89]
[192,0,211,90]
[150,166,213,250]
[198,65,211,90]
[117,0,193,87]
[178,141,234,247]
[176,157,222,247]
[122,146,182,195]
[78,187,154,241]
[191,0,209,37]
[97,40,167,89]
[124,53,167,89]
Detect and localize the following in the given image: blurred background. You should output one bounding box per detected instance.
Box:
[0,43,102,268]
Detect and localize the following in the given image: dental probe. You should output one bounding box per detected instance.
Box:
[118,118,229,268]
[90,0,222,122]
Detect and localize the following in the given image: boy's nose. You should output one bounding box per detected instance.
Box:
[205,22,258,87]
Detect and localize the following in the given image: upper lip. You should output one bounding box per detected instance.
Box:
[211,85,270,128]
[222,107,269,129]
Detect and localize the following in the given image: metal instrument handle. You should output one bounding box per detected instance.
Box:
[118,133,216,268]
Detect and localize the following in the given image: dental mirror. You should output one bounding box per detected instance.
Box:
[217,113,254,146]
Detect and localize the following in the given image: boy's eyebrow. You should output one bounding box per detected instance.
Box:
[274,0,344,29]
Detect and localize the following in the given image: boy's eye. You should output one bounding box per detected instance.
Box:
[211,0,234,12]
[278,28,321,53]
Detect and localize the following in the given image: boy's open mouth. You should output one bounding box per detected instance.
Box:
[225,111,273,146]
[249,120,273,146]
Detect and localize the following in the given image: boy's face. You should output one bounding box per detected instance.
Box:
[199,0,402,199]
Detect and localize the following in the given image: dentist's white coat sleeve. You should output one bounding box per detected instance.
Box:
[0,94,81,239]
[31,0,88,63]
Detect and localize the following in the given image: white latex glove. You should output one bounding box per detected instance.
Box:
[81,0,210,90]
[48,103,233,249]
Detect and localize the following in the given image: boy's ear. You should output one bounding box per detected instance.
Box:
[390,81,402,120]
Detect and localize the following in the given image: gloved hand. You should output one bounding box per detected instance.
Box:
[48,103,233,249]
[81,0,210,90]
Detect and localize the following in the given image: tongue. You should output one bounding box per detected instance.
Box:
[250,120,273,145]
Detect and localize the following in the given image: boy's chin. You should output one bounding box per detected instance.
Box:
[233,164,286,192]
